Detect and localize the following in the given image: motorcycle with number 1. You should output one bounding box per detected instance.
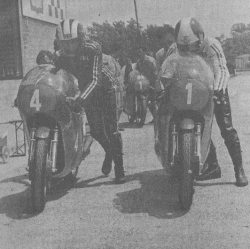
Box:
[155,53,215,210]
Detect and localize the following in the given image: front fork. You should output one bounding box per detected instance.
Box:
[28,125,59,180]
[170,122,202,169]
[49,126,59,173]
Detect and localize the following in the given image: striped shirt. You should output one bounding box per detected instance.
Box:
[162,37,229,90]
[156,44,177,74]
[55,39,102,101]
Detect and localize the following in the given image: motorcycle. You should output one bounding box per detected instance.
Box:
[123,70,150,127]
[155,54,214,210]
[16,64,93,212]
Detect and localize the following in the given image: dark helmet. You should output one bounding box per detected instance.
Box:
[175,17,204,53]
[55,19,85,57]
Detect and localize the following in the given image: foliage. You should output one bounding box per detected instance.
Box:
[87,19,174,66]
[86,19,250,68]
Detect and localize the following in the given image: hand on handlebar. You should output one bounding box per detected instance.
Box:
[66,96,84,113]
[213,90,221,104]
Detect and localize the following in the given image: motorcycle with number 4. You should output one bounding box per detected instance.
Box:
[155,54,214,210]
[16,64,93,213]
[124,70,150,127]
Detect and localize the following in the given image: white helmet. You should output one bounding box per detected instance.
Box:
[55,19,85,57]
[175,17,204,52]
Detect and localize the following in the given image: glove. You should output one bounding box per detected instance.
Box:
[213,90,221,104]
[126,86,133,94]
[66,97,84,113]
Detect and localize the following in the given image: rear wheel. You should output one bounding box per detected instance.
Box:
[137,98,147,127]
[178,131,195,210]
[31,138,50,213]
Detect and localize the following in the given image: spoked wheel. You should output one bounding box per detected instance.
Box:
[31,138,51,213]
[2,146,9,163]
[178,131,195,211]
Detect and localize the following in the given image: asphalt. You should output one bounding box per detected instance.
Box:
[0,72,250,249]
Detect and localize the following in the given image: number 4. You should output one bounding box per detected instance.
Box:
[30,89,41,111]
[186,83,192,105]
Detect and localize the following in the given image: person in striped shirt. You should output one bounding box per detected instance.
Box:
[155,26,175,75]
[160,17,248,186]
[54,19,125,183]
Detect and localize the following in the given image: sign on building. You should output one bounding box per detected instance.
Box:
[22,0,67,24]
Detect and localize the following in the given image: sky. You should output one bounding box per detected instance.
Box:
[66,0,250,37]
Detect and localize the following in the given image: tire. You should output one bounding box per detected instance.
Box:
[138,98,147,127]
[31,138,49,213]
[2,146,9,163]
[178,131,195,210]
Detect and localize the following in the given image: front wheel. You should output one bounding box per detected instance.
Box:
[178,131,195,210]
[31,138,50,213]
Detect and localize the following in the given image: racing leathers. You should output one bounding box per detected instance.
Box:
[135,55,159,120]
[159,36,248,186]
[54,39,125,182]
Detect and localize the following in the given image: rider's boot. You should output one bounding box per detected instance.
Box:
[110,132,126,184]
[196,141,221,181]
[225,139,248,187]
[100,138,113,176]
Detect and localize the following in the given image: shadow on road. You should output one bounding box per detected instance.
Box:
[0,175,79,220]
[113,169,189,219]
[0,173,30,187]
[119,121,151,129]
[194,181,234,187]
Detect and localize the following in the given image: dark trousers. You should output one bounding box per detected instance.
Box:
[208,89,242,167]
[84,73,118,146]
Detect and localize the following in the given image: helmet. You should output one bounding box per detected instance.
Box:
[175,17,204,53]
[55,19,85,57]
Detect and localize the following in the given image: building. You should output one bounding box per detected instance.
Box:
[0,0,67,122]
[235,54,250,71]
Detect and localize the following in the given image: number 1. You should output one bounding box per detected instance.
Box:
[30,89,41,111]
[186,83,192,105]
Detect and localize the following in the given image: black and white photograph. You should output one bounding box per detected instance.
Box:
[0,0,250,248]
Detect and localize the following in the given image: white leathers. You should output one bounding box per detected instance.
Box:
[162,38,230,91]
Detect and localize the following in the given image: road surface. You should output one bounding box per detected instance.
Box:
[0,72,250,249]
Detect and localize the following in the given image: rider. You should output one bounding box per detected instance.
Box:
[159,17,248,187]
[53,19,125,183]
[155,26,175,74]
[135,46,158,123]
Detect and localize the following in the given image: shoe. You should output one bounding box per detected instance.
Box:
[115,172,126,184]
[101,152,113,176]
[235,166,248,187]
[196,162,221,181]
[118,126,125,131]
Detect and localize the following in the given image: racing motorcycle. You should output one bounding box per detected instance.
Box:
[124,70,150,127]
[155,54,214,210]
[16,64,93,212]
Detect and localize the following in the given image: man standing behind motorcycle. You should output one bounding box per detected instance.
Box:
[155,26,175,75]
[135,46,158,123]
[53,19,125,183]
[159,17,248,187]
